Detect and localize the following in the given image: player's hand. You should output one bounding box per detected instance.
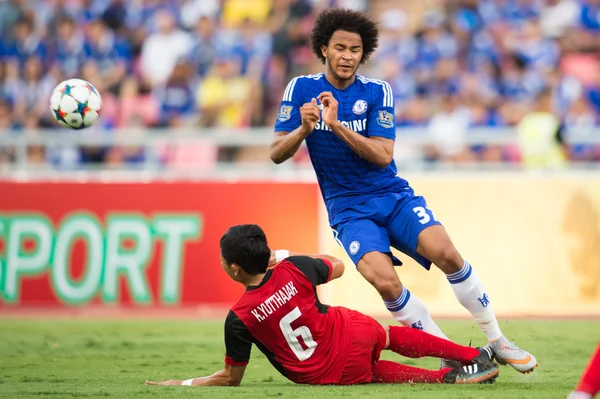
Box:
[317,92,338,127]
[299,98,320,134]
[145,380,181,386]
[268,251,278,268]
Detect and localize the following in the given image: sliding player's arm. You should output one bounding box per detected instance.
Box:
[146,310,252,387]
[269,250,344,281]
[145,363,246,387]
[284,254,345,284]
[318,83,396,168]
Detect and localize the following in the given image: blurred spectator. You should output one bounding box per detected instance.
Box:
[82,19,129,94]
[196,56,252,128]
[102,0,128,34]
[580,0,600,32]
[0,100,16,131]
[585,64,600,114]
[52,16,86,79]
[540,0,580,39]
[564,96,599,162]
[506,20,559,72]
[0,0,597,168]
[0,0,27,43]
[230,18,273,79]
[118,78,160,128]
[414,11,459,91]
[125,0,179,34]
[399,95,431,127]
[2,17,47,67]
[180,0,221,30]
[154,61,196,126]
[0,100,16,167]
[140,10,192,86]
[221,0,272,28]
[500,55,545,107]
[425,94,473,163]
[13,57,55,128]
[516,89,568,169]
[187,17,219,78]
[43,0,81,44]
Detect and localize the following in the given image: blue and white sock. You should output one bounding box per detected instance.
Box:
[384,288,449,340]
[447,260,503,342]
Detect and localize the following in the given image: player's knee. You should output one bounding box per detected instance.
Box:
[372,278,403,300]
[433,245,463,274]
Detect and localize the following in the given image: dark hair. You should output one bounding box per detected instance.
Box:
[310,8,379,65]
[220,224,271,276]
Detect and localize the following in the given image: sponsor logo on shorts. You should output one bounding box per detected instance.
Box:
[349,240,360,255]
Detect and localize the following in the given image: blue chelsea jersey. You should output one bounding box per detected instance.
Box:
[274,73,409,221]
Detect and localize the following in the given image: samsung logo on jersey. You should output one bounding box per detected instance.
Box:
[251,281,298,322]
[315,119,367,132]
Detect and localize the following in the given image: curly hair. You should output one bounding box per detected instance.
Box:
[310,8,379,65]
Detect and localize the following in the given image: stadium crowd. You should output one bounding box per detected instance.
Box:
[0,0,599,167]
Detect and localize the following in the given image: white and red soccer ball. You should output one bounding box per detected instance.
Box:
[50,79,102,129]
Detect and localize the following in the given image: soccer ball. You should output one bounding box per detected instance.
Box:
[50,79,102,129]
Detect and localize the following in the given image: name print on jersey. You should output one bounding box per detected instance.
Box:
[315,118,367,132]
[251,281,299,322]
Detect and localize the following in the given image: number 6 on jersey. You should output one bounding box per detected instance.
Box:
[279,307,318,361]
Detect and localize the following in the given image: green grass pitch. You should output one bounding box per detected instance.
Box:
[0,318,597,398]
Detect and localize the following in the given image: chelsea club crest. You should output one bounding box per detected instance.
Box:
[352,99,367,115]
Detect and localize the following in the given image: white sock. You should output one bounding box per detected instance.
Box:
[567,392,593,399]
[447,260,503,342]
[383,288,449,340]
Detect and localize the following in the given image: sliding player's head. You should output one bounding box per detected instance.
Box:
[310,8,378,81]
[219,224,271,282]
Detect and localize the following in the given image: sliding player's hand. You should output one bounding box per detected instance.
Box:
[145,379,181,386]
[318,92,338,127]
[299,98,320,134]
[268,251,278,268]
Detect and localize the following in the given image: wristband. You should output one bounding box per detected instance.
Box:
[182,379,194,386]
[275,250,290,263]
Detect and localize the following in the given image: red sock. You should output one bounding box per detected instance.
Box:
[388,326,480,364]
[576,344,600,396]
[372,360,450,384]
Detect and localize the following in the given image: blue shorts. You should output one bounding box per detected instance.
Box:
[330,191,442,270]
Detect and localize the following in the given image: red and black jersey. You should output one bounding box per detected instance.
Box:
[224,256,353,384]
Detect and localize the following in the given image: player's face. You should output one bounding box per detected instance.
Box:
[322,30,363,81]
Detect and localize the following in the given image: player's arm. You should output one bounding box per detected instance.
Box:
[328,119,394,168]
[318,87,395,168]
[278,253,345,285]
[271,78,320,164]
[270,126,312,164]
[270,250,344,281]
[146,310,252,387]
[145,363,246,387]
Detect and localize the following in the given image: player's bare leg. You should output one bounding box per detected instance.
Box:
[357,251,448,339]
[416,225,538,374]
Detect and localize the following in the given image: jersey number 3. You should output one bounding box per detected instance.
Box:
[279,307,317,361]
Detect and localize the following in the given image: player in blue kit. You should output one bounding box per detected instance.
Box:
[270,8,537,373]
